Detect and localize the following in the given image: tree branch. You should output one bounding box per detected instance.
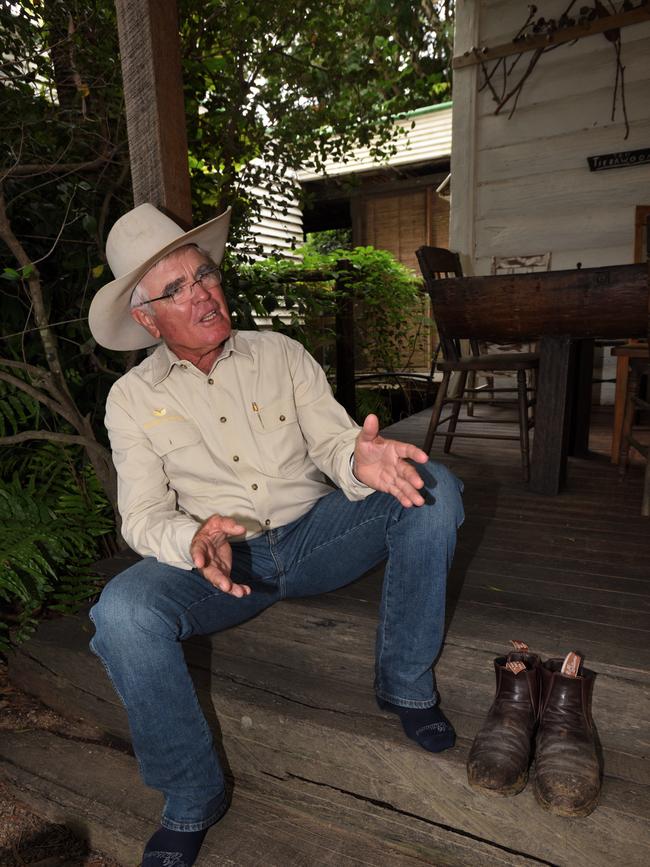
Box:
[0,430,110,455]
[0,183,75,401]
[0,370,78,428]
[4,153,116,178]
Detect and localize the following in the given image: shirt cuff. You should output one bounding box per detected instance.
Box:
[172,520,201,570]
[347,452,374,494]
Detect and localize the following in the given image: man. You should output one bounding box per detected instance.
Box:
[88,203,464,866]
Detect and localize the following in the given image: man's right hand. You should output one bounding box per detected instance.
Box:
[190,514,251,598]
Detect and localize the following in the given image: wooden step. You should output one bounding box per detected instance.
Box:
[7,606,650,867]
[2,730,535,867]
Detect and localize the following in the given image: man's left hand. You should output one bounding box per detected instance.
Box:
[353,414,429,507]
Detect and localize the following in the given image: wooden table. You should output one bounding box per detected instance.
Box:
[433,262,649,494]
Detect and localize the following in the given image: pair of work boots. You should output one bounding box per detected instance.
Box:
[467,641,600,817]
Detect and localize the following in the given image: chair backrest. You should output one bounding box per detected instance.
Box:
[416,246,463,281]
[416,246,465,361]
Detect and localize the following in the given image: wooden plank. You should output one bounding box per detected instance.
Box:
[2,731,532,867]
[452,6,650,69]
[10,605,650,775]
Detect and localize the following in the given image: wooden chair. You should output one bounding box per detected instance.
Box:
[617,264,650,515]
[416,245,539,482]
[420,247,493,415]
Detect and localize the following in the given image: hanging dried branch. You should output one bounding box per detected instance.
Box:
[478,0,632,135]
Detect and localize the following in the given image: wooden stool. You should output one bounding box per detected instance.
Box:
[611,343,649,463]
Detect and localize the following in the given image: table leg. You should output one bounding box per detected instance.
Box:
[569,338,593,457]
[530,336,573,495]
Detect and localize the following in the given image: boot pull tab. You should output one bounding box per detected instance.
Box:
[561,651,582,677]
[506,660,526,674]
[510,639,529,653]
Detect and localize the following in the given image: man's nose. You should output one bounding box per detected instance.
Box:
[191,279,212,302]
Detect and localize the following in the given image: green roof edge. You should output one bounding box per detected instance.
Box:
[400,101,453,119]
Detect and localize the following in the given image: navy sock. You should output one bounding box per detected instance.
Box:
[378,698,456,753]
[142,826,208,867]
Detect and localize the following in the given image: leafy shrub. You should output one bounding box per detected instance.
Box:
[231,243,428,374]
[0,445,114,652]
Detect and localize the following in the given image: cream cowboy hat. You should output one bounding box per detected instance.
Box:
[88,203,231,351]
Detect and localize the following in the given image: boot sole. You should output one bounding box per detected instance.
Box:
[467,771,528,797]
[533,785,599,817]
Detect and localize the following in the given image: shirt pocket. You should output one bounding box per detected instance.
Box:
[252,398,307,476]
[146,421,206,482]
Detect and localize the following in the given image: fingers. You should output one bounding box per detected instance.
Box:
[393,441,429,464]
[199,514,246,538]
[201,565,251,598]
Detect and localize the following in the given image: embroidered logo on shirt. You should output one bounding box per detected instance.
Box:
[153,408,167,416]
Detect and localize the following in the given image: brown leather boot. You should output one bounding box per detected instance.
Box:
[467,641,542,796]
[534,652,601,817]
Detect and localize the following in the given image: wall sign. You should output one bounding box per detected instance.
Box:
[587,148,650,171]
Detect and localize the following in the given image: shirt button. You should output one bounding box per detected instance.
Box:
[180,363,187,369]
[279,414,286,421]
[233,455,239,462]
[208,378,214,385]
[220,417,227,423]
[264,519,271,526]
[251,483,258,491]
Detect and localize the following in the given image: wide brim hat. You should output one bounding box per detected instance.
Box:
[89,203,232,351]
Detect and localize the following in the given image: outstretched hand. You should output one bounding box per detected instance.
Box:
[353,414,429,507]
[190,514,250,597]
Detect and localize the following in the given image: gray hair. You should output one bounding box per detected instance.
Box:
[129,244,216,314]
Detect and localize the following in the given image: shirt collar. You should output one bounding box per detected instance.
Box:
[148,330,254,385]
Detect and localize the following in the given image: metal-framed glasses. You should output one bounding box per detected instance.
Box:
[132,266,222,307]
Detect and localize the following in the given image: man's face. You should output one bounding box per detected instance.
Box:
[131,246,231,367]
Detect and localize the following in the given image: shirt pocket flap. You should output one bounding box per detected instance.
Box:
[255,399,298,433]
[147,421,202,455]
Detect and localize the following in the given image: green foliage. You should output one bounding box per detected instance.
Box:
[181,0,455,249]
[229,243,427,375]
[300,243,428,373]
[0,446,114,652]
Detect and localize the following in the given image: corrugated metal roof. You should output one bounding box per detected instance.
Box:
[297,102,452,182]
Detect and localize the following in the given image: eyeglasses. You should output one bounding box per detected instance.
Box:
[132,266,222,307]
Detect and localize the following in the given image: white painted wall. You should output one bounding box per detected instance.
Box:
[450,0,650,401]
[451,0,650,272]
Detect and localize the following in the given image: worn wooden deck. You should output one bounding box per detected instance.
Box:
[2,406,649,866]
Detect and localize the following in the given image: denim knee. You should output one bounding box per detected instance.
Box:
[90,567,178,649]
[416,461,465,530]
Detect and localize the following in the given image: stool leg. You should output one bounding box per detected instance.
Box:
[611,355,630,464]
[467,370,475,417]
[642,454,650,517]
[424,370,450,455]
[444,370,467,453]
[517,369,531,482]
[618,363,639,477]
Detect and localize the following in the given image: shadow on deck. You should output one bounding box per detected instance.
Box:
[2,407,649,866]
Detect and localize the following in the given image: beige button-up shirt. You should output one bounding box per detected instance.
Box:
[105,330,372,569]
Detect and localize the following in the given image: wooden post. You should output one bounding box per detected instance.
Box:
[114,0,193,226]
[334,261,356,419]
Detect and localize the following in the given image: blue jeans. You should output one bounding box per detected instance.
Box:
[89,461,463,831]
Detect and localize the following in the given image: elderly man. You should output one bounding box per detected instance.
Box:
[88,203,464,866]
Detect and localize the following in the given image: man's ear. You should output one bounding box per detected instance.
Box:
[130,307,161,340]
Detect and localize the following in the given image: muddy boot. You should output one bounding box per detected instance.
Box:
[534,652,601,817]
[467,640,542,796]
